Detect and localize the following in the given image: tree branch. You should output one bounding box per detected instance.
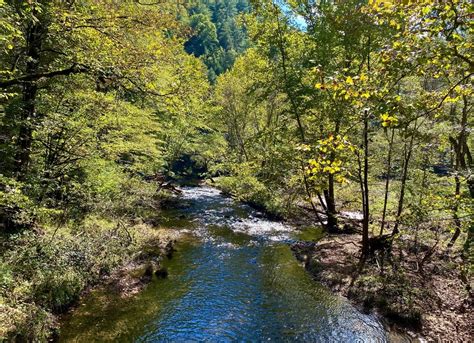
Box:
[0,63,89,88]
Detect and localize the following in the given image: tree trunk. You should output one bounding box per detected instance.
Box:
[325,121,341,232]
[273,6,335,231]
[361,36,371,258]
[14,19,44,180]
[448,97,469,247]
[361,109,370,257]
[393,120,417,234]
[380,128,395,235]
[448,174,462,248]
[324,174,338,232]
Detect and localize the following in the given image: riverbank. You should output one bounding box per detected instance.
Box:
[102,227,178,298]
[292,233,473,342]
[0,222,179,341]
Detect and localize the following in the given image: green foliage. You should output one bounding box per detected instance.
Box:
[0,224,137,341]
[184,0,251,82]
[215,174,285,216]
[0,0,473,339]
[0,176,35,230]
[210,0,473,254]
[0,0,212,214]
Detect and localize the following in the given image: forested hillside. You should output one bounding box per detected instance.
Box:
[0,0,472,341]
[184,0,250,82]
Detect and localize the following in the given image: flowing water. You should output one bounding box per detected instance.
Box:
[59,186,391,342]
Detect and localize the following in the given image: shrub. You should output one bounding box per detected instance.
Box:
[0,224,136,341]
[215,176,286,217]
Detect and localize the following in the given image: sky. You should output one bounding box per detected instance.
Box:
[274,0,308,31]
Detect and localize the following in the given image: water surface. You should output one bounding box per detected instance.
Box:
[60,186,389,342]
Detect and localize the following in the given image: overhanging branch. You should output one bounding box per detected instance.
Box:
[0,63,89,88]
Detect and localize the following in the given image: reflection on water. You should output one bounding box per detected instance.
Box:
[59,186,388,342]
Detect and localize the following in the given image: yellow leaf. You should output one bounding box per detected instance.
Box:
[446,96,460,103]
[346,76,354,85]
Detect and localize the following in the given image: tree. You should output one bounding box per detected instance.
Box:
[0,0,211,228]
[0,0,186,180]
[184,0,251,82]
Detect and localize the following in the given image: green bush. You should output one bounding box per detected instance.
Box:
[0,175,36,231]
[215,176,286,217]
[0,225,135,341]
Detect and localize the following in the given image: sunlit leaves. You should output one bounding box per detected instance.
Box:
[380,113,398,127]
[306,135,354,185]
[0,0,213,202]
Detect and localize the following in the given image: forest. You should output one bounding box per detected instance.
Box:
[0,0,472,341]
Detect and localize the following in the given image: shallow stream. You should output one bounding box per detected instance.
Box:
[59,186,392,342]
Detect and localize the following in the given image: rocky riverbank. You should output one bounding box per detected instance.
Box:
[103,229,178,298]
[291,234,473,342]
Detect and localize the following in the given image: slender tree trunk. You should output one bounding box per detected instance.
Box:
[380,128,395,235]
[448,172,462,248]
[324,121,340,232]
[448,97,469,247]
[361,108,370,257]
[316,192,327,212]
[324,174,338,232]
[393,120,417,234]
[361,36,372,258]
[302,168,326,228]
[414,155,429,253]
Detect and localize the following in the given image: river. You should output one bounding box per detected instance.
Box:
[59,186,392,342]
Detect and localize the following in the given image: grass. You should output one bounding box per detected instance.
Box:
[0,218,169,341]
